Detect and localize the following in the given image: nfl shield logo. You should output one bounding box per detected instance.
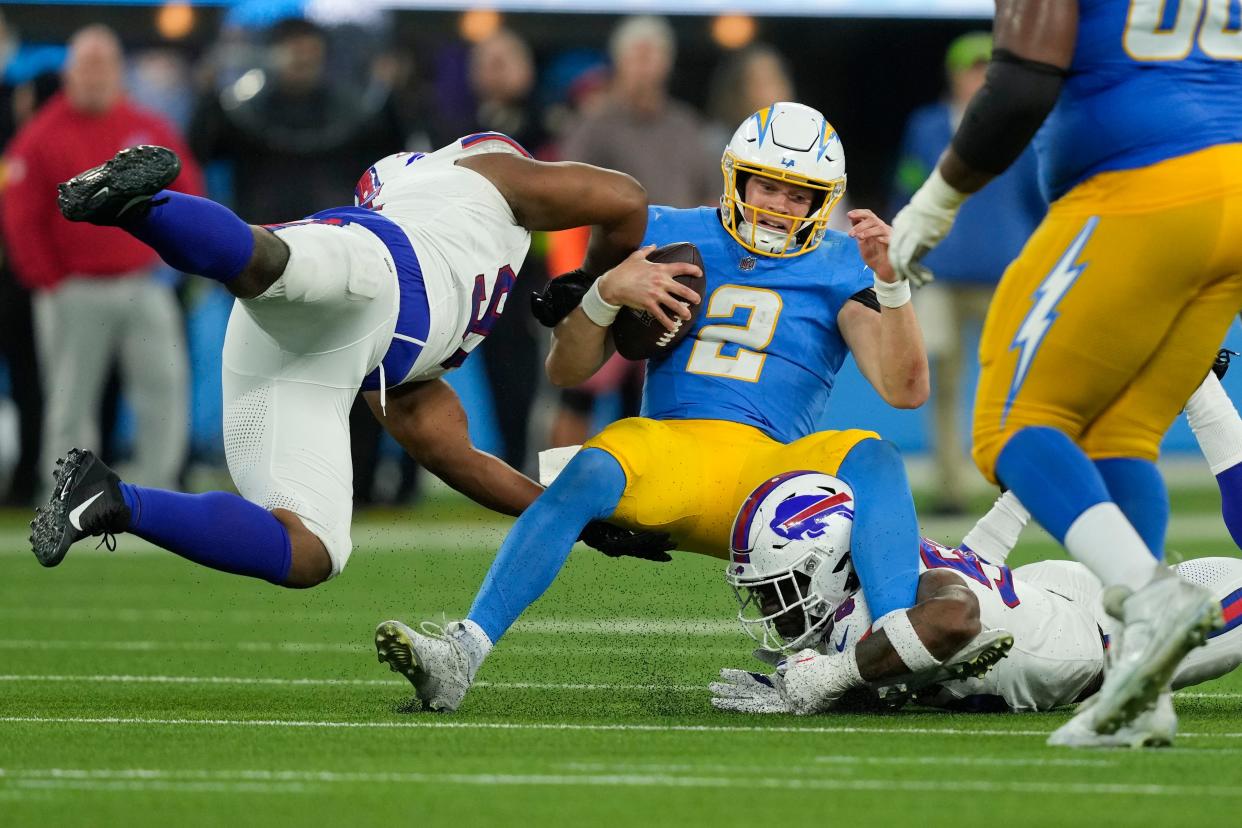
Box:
[739,256,757,271]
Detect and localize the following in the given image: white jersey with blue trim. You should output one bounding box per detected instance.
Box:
[828,544,1104,712]
[356,134,532,382]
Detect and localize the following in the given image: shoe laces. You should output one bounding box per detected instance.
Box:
[418,619,449,640]
[95,533,117,552]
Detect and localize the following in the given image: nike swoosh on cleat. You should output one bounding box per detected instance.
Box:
[69,491,104,531]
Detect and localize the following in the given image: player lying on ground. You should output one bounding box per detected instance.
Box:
[888,0,1242,746]
[371,103,1011,713]
[713,364,1242,745]
[31,135,683,589]
[712,478,1242,744]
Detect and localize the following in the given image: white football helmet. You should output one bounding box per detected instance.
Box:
[727,471,859,653]
[720,102,847,258]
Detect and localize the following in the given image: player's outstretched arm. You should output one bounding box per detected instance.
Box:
[365,380,542,517]
[457,153,648,274]
[714,571,983,715]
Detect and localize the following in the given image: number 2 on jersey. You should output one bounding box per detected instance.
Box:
[686,286,782,382]
[1124,0,1242,61]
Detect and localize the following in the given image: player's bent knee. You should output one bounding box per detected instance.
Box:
[229,228,290,300]
[839,438,907,482]
[271,509,334,588]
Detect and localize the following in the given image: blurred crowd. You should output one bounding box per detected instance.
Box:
[0,9,1045,514]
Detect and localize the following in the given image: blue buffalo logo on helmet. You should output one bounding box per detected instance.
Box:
[769,491,854,542]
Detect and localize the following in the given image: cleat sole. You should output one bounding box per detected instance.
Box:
[375,621,424,686]
[58,146,180,223]
[30,449,90,568]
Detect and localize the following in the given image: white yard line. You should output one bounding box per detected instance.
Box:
[0,767,1240,798]
[0,637,740,656]
[0,673,702,693]
[0,611,741,635]
[2,672,1240,700]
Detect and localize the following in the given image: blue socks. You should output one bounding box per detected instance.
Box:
[468,449,626,643]
[835,439,921,622]
[120,484,293,585]
[1094,457,1167,559]
[124,191,255,284]
[1217,463,1242,551]
[995,427,1113,543]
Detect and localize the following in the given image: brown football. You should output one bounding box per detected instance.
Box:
[611,242,706,360]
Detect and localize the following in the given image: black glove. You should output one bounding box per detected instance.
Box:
[531,269,596,327]
[579,520,675,563]
[1213,348,1238,381]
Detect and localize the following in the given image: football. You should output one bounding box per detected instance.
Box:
[611,242,707,360]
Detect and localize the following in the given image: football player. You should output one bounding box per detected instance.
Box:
[31,135,684,589]
[713,355,1242,745]
[712,482,1242,745]
[888,0,1242,745]
[372,103,1004,714]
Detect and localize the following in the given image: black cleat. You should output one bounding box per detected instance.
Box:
[57,145,181,225]
[1212,348,1237,382]
[30,448,130,568]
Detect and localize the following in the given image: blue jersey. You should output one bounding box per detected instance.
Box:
[1037,0,1242,200]
[639,206,871,443]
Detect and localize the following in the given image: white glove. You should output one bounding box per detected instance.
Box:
[710,668,791,714]
[888,168,968,288]
[778,648,865,715]
[711,648,865,716]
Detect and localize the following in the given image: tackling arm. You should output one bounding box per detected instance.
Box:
[456,153,648,272]
[365,379,541,517]
[713,571,984,714]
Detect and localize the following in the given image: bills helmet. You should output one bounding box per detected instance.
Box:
[727,471,859,653]
[720,102,847,258]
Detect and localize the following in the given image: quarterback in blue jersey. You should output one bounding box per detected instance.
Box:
[889,0,1242,746]
[370,103,1011,714]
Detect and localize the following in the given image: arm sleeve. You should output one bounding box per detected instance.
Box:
[950,50,1066,176]
[1,137,65,290]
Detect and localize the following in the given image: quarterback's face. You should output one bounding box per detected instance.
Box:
[743,176,815,231]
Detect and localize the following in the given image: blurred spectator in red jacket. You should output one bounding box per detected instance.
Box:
[1,24,204,496]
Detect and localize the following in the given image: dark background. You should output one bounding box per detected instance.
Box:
[0,5,989,209]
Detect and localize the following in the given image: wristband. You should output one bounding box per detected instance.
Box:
[873,275,912,309]
[876,609,940,672]
[580,278,621,327]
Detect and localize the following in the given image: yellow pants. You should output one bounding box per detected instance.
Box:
[973,144,1242,482]
[583,418,877,558]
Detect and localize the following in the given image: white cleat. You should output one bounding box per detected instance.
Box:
[1048,691,1177,749]
[874,628,1015,708]
[1048,573,1220,746]
[375,619,473,712]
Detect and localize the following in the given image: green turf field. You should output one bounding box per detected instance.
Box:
[3,494,1242,827]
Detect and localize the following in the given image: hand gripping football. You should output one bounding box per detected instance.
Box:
[611,242,706,360]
